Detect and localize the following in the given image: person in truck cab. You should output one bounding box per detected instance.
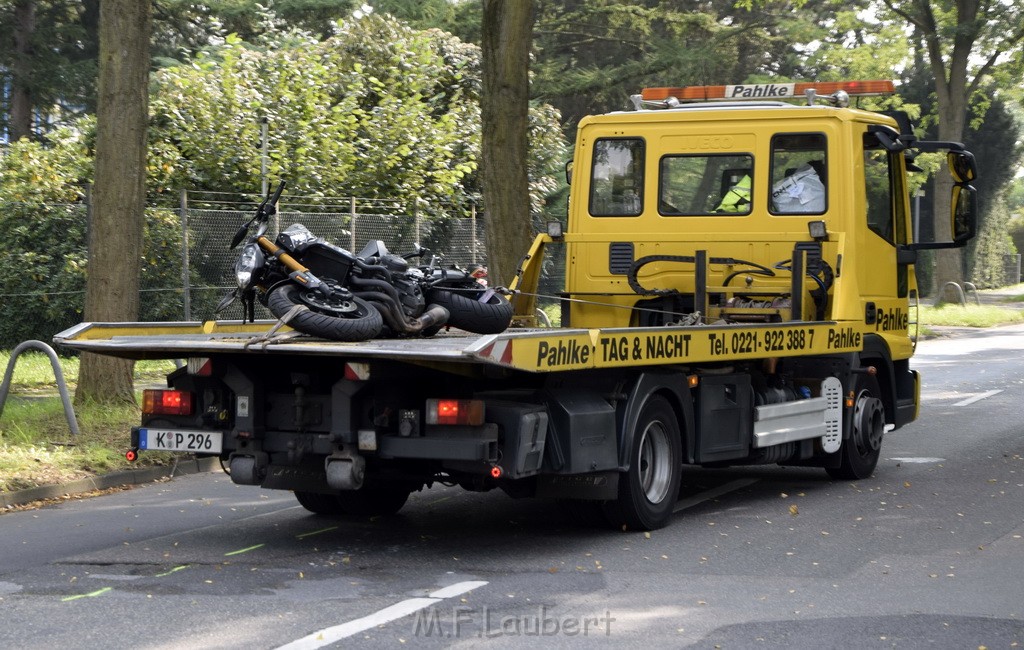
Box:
[714,173,752,213]
[771,161,826,213]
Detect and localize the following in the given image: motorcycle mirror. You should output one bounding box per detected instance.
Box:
[229,223,250,249]
[215,290,237,314]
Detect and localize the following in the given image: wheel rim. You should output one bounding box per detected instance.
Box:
[637,420,672,504]
[300,285,364,317]
[853,390,885,454]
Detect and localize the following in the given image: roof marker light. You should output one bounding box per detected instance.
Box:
[640,80,895,105]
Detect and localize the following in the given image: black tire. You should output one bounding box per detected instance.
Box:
[294,487,410,517]
[267,284,382,341]
[603,395,682,531]
[426,287,512,334]
[826,374,885,480]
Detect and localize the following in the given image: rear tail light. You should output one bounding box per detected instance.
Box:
[142,389,194,416]
[425,399,485,426]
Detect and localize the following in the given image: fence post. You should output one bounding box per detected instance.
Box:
[471,202,478,265]
[414,201,421,245]
[349,196,357,252]
[179,188,191,321]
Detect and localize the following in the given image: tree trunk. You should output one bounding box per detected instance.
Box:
[480,0,535,287]
[75,0,152,405]
[930,101,967,301]
[922,0,975,300]
[9,0,36,141]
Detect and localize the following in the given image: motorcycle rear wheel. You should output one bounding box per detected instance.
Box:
[426,287,513,334]
[268,284,383,341]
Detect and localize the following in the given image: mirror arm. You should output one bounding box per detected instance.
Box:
[913,140,966,153]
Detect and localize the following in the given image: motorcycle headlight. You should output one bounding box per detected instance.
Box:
[235,243,262,289]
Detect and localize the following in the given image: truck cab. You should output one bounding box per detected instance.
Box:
[552,82,971,340]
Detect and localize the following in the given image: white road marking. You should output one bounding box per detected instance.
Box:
[674,478,759,513]
[953,389,1003,407]
[888,457,946,464]
[275,580,488,649]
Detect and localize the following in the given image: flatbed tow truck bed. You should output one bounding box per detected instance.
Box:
[55,319,862,372]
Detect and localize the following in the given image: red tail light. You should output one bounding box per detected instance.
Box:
[425,399,485,426]
[142,389,194,416]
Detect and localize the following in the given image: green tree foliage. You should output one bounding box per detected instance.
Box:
[151,17,477,206]
[0,125,183,348]
[151,0,360,66]
[148,14,566,211]
[970,191,1017,288]
[0,0,99,140]
[529,0,792,131]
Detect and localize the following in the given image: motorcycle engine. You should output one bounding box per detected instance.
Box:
[392,273,425,317]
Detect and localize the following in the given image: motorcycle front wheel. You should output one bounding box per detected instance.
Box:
[267,284,383,341]
[426,287,513,334]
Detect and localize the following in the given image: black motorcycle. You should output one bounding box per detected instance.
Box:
[217,182,512,341]
[350,239,513,337]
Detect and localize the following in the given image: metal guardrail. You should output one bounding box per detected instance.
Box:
[0,340,80,435]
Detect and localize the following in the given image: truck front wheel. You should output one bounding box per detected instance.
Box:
[295,487,410,517]
[827,375,885,480]
[604,395,682,531]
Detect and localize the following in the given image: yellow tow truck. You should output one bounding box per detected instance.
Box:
[56,80,977,530]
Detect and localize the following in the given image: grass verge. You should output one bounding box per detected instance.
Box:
[918,304,1024,328]
[0,354,178,493]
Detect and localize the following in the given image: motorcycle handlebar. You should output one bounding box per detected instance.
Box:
[269,180,286,207]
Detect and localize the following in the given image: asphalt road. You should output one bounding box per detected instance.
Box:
[1,326,1022,649]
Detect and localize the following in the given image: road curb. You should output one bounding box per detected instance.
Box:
[0,456,222,510]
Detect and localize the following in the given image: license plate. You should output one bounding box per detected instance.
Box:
[139,428,223,453]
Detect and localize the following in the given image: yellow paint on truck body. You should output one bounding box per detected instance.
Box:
[471,322,861,373]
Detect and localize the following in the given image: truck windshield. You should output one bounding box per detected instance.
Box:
[658,154,753,216]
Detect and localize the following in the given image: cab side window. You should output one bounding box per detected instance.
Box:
[590,138,644,217]
[770,134,827,214]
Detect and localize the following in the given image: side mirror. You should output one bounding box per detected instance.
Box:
[565,160,574,184]
[948,151,977,184]
[229,223,250,249]
[951,183,977,244]
[903,143,979,252]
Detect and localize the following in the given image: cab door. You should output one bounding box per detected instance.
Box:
[857,127,913,357]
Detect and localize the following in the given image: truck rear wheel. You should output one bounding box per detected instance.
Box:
[827,375,885,480]
[604,395,682,531]
[295,487,410,517]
